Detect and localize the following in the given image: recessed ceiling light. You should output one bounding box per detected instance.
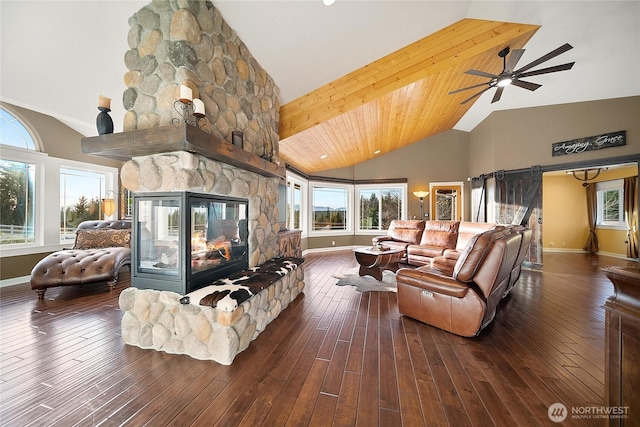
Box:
[320,154,328,159]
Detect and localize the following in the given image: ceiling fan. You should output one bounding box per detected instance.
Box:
[449,43,575,104]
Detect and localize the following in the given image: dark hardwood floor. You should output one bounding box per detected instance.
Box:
[0,251,637,426]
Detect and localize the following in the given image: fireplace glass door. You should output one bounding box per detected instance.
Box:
[133,192,249,294]
[189,196,248,276]
[136,198,181,278]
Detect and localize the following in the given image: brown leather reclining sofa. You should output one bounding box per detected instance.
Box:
[373,219,531,336]
[30,220,131,299]
[373,220,496,267]
[396,226,531,337]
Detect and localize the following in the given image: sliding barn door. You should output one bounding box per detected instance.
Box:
[494,169,543,267]
[471,176,486,223]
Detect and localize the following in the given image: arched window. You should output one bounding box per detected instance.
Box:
[0,107,38,245]
[0,107,38,150]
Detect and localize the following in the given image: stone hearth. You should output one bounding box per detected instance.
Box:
[119,262,305,365]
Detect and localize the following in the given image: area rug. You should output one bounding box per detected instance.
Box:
[333,268,397,293]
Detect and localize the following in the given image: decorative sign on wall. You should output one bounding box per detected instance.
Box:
[552,130,626,157]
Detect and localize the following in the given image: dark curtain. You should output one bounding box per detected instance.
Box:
[583,183,599,253]
[624,176,639,258]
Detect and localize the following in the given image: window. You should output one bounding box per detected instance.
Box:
[1,108,38,246]
[356,184,406,232]
[0,108,37,150]
[311,184,351,232]
[0,159,36,244]
[284,172,307,234]
[1,106,119,256]
[60,168,110,241]
[597,179,625,228]
[289,182,302,229]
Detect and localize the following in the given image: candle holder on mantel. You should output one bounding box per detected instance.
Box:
[171,99,208,130]
[172,85,208,132]
[96,107,114,135]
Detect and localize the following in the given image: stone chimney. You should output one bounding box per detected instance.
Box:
[122,0,280,159]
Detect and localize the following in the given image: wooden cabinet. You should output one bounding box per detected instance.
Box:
[277,229,302,258]
[603,266,640,426]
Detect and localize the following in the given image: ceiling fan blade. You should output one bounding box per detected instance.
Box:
[491,86,505,103]
[511,79,542,91]
[448,82,489,95]
[504,49,525,73]
[516,62,575,79]
[465,69,499,79]
[461,86,492,104]
[514,43,573,74]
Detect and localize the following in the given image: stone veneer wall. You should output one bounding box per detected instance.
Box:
[121,151,280,267]
[123,0,280,160]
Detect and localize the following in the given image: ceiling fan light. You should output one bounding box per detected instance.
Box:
[497,76,512,87]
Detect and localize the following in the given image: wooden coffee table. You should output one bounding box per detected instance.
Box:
[353,247,405,281]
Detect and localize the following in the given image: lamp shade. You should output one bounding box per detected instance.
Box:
[413,191,429,199]
[102,198,116,217]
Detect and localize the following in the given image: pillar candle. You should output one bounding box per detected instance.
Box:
[98,95,111,110]
[179,85,193,102]
[193,98,205,116]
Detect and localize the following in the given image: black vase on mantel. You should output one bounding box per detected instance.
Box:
[96,107,114,135]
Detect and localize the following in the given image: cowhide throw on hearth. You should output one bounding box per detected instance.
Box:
[182,257,304,312]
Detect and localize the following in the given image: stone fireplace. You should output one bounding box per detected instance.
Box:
[80,1,305,365]
[82,1,285,273]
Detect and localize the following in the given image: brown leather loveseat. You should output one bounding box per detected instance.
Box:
[396,226,530,337]
[30,220,131,299]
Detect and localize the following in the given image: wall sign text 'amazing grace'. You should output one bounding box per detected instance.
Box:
[552,130,626,157]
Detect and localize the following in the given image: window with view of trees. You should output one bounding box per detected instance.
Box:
[283,173,306,234]
[60,168,110,241]
[0,159,36,244]
[597,180,625,227]
[289,182,301,229]
[1,106,119,253]
[312,186,349,231]
[1,108,37,245]
[358,186,403,231]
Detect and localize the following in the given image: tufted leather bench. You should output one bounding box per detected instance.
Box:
[30,220,131,299]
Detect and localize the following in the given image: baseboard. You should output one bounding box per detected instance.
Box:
[543,247,637,261]
[304,245,360,255]
[0,275,30,288]
[543,248,585,254]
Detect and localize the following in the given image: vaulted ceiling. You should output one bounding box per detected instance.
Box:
[1,1,638,175]
[278,19,540,172]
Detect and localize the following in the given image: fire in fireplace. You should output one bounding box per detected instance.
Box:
[132,191,249,294]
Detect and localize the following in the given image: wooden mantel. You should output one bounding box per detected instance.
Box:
[81,123,285,179]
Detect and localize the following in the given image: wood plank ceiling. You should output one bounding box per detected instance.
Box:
[277,18,540,174]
